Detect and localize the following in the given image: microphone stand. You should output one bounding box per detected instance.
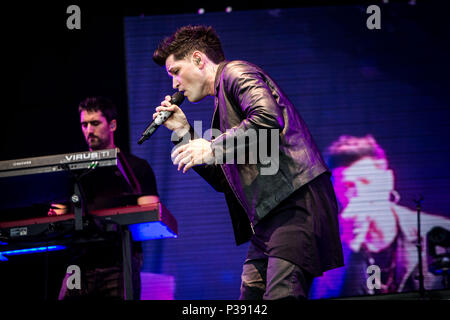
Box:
[414,196,426,299]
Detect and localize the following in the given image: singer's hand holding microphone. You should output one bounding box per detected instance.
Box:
[153,94,190,138]
[139,92,214,173]
[138,92,188,144]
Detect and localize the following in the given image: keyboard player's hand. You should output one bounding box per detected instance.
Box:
[48,203,68,216]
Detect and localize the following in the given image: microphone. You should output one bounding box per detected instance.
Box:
[138,92,185,145]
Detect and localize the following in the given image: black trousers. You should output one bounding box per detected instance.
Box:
[239,256,315,300]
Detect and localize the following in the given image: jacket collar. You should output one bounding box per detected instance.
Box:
[214,60,229,97]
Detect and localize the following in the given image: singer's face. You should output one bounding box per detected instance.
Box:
[80,110,116,151]
[166,54,208,103]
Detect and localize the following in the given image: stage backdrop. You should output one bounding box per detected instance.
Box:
[124,3,450,299]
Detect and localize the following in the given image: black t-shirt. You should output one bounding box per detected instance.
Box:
[80,152,158,211]
[246,172,343,277]
[124,153,159,197]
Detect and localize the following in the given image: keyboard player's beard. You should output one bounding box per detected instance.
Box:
[87,135,109,151]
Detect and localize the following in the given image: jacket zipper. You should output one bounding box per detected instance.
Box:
[249,221,255,235]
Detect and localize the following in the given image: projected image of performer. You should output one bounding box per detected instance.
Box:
[151,25,344,300]
[51,97,159,299]
[309,134,450,298]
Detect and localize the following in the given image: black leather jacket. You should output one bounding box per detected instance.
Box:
[188,60,329,245]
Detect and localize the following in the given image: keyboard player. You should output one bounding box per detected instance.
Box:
[52,96,159,299]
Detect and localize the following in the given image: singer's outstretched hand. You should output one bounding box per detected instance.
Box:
[153,95,190,137]
[171,138,215,173]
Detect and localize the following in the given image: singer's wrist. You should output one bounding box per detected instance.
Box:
[174,124,191,138]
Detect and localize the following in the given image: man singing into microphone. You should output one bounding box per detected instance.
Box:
[152,25,343,300]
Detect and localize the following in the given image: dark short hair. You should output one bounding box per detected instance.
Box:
[325,134,387,170]
[153,25,226,66]
[78,97,117,123]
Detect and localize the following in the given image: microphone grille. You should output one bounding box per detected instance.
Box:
[171,91,185,106]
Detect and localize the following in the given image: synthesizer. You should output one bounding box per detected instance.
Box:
[0,148,119,178]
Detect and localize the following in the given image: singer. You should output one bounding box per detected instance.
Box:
[152,25,344,300]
